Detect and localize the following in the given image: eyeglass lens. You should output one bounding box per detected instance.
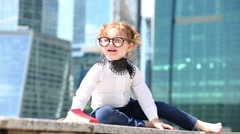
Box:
[99,37,124,47]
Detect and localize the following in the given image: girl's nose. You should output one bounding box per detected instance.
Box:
[108,40,114,46]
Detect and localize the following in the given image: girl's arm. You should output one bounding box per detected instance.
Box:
[71,64,101,110]
[132,67,174,130]
[131,66,158,121]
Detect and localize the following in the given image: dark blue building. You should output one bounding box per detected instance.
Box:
[152,0,240,131]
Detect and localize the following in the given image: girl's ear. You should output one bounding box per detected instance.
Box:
[127,42,134,52]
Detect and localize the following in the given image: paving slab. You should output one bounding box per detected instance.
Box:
[0,117,238,134]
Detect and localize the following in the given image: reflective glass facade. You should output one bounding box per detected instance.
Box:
[0,31,73,119]
[0,31,31,117]
[0,0,73,119]
[152,0,240,131]
[0,0,58,37]
[73,0,85,44]
[19,0,58,37]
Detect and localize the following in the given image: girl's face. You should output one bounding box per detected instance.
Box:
[100,28,133,61]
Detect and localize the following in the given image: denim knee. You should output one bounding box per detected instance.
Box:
[94,106,116,124]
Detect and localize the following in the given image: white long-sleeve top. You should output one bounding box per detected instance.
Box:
[70,59,158,121]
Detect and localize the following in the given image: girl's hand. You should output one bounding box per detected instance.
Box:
[151,118,175,130]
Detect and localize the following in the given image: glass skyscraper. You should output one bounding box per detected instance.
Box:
[19,0,58,37]
[0,30,73,119]
[0,0,58,37]
[73,0,86,44]
[152,0,240,131]
[0,0,73,119]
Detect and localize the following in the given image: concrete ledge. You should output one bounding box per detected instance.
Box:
[0,117,238,134]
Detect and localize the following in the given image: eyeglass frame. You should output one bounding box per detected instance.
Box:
[97,37,132,48]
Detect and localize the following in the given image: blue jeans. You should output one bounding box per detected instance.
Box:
[90,98,197,130]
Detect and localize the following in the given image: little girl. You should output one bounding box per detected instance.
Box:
[66,21,222,133]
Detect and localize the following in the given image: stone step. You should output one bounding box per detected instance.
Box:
[0,117,238,134]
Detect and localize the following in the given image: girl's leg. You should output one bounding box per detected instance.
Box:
[155,101,222,133]
[155,101,197,130]
[90,106,145,127]
[113,98,196,129]
[120,99,197,130]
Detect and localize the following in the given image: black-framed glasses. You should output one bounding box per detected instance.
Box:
[98,37,132,48]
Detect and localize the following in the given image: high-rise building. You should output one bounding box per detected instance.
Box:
[0,0,58,37]
[73,0,86,44]
[152,0,240,131]
[0,30,73,119]
[0,0,73,119]
[140,17,152,88]
[19,0,58,37]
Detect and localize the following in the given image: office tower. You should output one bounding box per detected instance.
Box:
[19,0,58,37]
[73,0,85,44]
[0,0,58,37]
[0,0,74,119]
[140,17,152,88]
[152,0,240,131]
[0,30,72,119]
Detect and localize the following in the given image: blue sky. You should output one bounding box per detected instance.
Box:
[58,0,74,42]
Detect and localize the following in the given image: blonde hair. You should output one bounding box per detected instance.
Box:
[96,21,141,58]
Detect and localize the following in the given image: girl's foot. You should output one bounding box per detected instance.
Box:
[195,120,222,134]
